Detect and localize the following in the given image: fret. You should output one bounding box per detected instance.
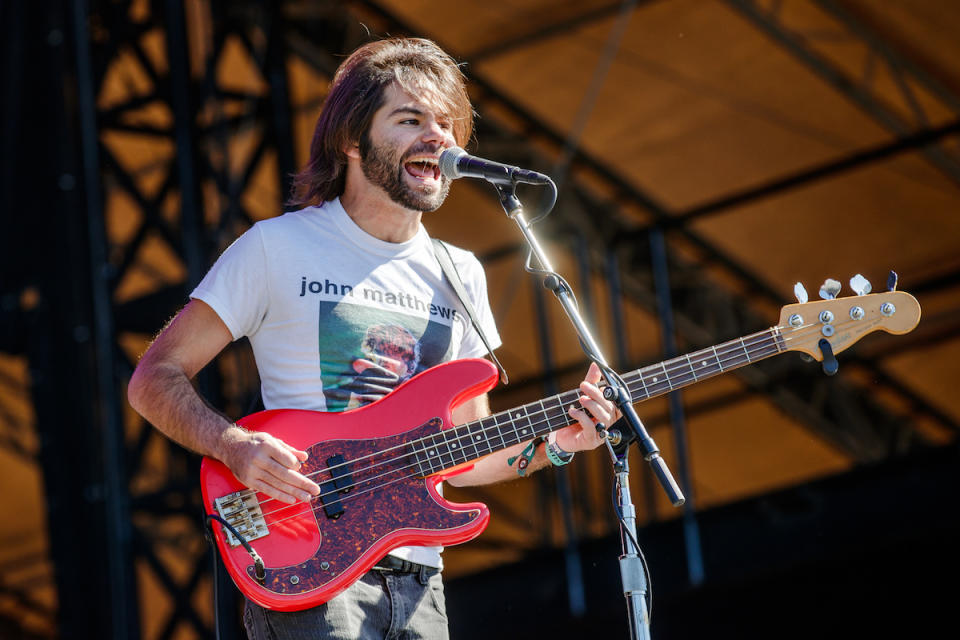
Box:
[510,406,537,444]
[412,443,431,477]
[501,410,522,448]
[662,362,675,390]
[475,417,497,457]
[689,347,722,379]
[440,431,459,468]
[739,337,750,362]
[685,354,699,382]
[664,358,692,389]
[434,431,456,469]
[446,426,470,466]
[645,362,671,394]
[463,420,483,460]
[491,412,510,451]
[711,345,724,371]
[542,394,569,434]
[424,432,453,471]
[772,326,786,352]
[530,397,550,437]
[417,439,438,475]
[717,340,744,370]
[633,367,651,401]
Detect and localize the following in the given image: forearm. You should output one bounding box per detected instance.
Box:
[128,299,319,504]
[445,440,553,487]
[127,358,238,462]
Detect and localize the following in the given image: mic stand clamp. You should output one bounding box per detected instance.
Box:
[491,180,685,640]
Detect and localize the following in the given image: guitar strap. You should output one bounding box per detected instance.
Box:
[431,238,509,385]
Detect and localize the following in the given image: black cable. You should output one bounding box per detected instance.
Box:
[612,479,653,618]
[205,512,266,582]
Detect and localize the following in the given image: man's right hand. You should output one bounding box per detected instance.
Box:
[220,425,322,504]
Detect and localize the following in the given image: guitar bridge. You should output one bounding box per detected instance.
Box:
[214,490,269,547]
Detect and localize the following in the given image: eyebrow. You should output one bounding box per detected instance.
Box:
[387,106,452,124]
[388,106,426,118]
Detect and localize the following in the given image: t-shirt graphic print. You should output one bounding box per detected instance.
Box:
[317,299,455,411]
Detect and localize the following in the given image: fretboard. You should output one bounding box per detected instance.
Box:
[412,326,786,475]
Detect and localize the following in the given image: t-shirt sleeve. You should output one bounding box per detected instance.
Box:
[455,252,502,360]
[190,225,269,340]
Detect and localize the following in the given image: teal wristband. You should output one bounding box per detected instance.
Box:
[508,436,544,476]
[545,433,574,466]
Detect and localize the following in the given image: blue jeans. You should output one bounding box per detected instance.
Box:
[243,567,449,640]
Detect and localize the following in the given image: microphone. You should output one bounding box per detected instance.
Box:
[439,147,551,185]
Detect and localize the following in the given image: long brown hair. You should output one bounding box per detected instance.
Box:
[288,38,473,207]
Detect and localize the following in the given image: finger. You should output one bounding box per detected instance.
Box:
[580,379,619,421]
[568,405,597,434]
[254,459,320,502]
[279,440,310,463]
[251,473,313,505]
[586,361,603,384]
[265,458,321,497]
[260,436,304,469]
[253,446,320,496]
[579,379,605,405]
[580,396,615,424]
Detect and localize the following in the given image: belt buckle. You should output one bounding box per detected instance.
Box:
[374,556,414,573]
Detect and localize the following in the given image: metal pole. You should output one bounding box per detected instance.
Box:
[70,0,139,635]
[649,228,704,586]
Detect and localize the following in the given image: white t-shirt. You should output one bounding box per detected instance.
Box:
[191,198,501,569]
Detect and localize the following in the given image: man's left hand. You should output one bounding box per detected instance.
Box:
[557,362,620,452]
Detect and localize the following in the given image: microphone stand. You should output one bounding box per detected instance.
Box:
[490,180,685,640]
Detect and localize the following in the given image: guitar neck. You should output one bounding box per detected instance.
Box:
[415,327,786,474]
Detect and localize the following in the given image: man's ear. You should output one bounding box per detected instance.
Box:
[344,140,361,160]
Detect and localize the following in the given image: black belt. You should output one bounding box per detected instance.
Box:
[372,555,438,575]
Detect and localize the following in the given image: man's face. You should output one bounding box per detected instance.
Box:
[359,82,456,212]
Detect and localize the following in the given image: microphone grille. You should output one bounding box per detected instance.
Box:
[438,146,468,180]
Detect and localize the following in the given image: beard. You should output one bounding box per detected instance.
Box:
[359,135,450,213]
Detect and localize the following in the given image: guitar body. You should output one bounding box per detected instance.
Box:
[200,358,499,611]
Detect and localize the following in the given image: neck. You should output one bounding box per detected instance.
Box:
[340,168,422,243]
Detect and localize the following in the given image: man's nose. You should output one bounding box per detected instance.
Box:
[422,120,452,146]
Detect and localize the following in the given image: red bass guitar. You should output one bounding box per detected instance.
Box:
[201,288,920,611]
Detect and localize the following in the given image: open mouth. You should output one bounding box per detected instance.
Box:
[403,156,441,182]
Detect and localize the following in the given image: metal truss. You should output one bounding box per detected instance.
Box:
[36,0,314,637]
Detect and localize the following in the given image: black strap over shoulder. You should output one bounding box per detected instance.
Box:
[431,238,509,385]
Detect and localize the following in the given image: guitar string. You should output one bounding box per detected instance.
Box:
[248,323,790,518]
[251,320,829,526]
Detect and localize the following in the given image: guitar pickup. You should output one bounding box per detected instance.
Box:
[214,490,269,547]
[320,454,353,520]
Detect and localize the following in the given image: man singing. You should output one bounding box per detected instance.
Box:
[128,36,617,639]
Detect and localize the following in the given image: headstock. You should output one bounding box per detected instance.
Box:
[778,274,921,369]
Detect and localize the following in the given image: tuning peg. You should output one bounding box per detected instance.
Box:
[794,282,808,304]
[819,278,841,300]
[887,270,899,292]
[849,274,872,296]
[818,338,839,376]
